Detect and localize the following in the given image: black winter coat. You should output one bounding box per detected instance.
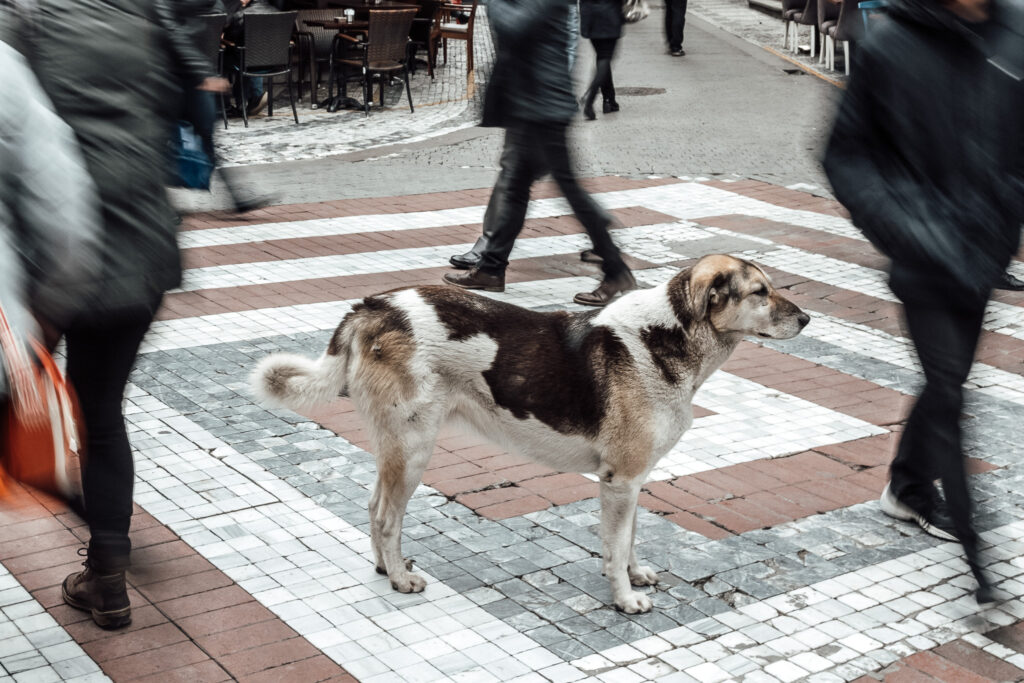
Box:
[823,0,1024,301]
[28,0,184,316]
[580,0,623,40]
[482,0,578,127]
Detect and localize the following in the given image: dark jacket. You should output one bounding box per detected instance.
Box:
[580,0,623,40]
[173,0,225,87]
[27,0,184,316]
[823,0,1024,300]
[482,0,578,127]
[224,0,285,44]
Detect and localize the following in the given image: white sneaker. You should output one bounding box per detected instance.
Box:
[879,482,958,542]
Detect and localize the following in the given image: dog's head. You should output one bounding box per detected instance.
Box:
[671,254,809,339]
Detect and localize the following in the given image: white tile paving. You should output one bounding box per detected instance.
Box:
[0,566,106,682]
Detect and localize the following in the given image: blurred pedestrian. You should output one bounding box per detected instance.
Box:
[175,1,275,212]
[666,0,688,55]
[444,0,635,307]
[0,38,101,395]
[21,0,216,628]
[824,0,1024,604]
[580,0,623,120]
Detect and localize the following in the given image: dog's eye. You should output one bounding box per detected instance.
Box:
[753,287,768,296]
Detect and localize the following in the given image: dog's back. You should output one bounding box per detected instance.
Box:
[253,286,635,470]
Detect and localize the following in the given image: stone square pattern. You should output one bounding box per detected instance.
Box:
[3,178,1024,681]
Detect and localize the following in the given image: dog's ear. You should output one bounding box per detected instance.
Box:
[687,256,731,322]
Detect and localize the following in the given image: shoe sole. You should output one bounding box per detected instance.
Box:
[879,483,958,541]
[62,586,132,629]
[573,295,610,307]
[443,277,504,292]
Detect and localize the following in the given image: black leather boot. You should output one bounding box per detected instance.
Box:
[602,99,620,113]
[63,535,131,629]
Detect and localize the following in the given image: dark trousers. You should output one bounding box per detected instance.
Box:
[665,0,688,51]
[182,91,246,210]
[477,121,627,278]
[584,38,618,107]
[889,274,987,557]
[65,305,156,569]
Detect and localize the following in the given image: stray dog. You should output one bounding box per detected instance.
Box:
[252,254,809,613]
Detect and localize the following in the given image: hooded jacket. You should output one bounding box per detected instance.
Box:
[482,0,578,127]
[823,0,1024,299]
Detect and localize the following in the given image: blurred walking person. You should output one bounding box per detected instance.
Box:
[580,0,623,120]
[444,0,635,307]
[20,0,219,628]
[824,0,1024,603]
[0,38,100,404]
[175,1,275,212]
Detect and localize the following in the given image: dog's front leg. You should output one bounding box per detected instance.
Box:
[599,479,653,613]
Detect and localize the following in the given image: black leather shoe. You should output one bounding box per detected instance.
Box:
[602,99,620,114]
[443,268,505,292]
[573,270,636,307]
[995,271,1024,291]
[233,193,276,214]
[449,252,480,269]
[581,97,596,121]
[580,249,604,264]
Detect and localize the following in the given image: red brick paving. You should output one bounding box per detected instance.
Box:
[181,206,676,269]
[179,176,684,231]
[0,483,354,682]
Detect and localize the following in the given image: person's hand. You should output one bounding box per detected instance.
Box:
[198,77,231,93]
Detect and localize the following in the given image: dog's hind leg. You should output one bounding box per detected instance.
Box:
[367,418,439,594]
[599,478,653,613]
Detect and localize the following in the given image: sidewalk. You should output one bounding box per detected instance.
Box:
[3,177,1024,682]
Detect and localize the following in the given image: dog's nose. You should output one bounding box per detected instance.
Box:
[797,312,810,328]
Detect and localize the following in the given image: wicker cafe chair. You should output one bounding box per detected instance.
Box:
[238,11,299,127]
[439,0,477,76]
[197,13,229,129]
[294,9,339,107]
[334,8,417,116]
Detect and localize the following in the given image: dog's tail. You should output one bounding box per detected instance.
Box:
[251,348,350,413]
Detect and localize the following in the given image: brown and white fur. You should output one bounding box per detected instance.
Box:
[252,254,809,613]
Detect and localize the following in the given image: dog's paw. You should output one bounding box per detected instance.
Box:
[629,565,660,587]
[614,591,653,614]
[390,571,427,593]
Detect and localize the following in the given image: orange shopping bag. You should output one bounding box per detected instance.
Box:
[0,305,84,504]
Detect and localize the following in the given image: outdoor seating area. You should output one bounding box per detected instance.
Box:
[205,0,480,130]
[781,0,875,74]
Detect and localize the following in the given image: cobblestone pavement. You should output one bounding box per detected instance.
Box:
[4,178,1024,682]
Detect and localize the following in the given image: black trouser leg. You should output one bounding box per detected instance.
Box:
[890,286,987,578]
[476,125,541,274]
[586,38,617,104]
[65,305,156,569]
[535,123,627,278]
[665,0,688,51]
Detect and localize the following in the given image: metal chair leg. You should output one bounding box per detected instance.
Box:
[288,69,299,124]
[404,65,413,113]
